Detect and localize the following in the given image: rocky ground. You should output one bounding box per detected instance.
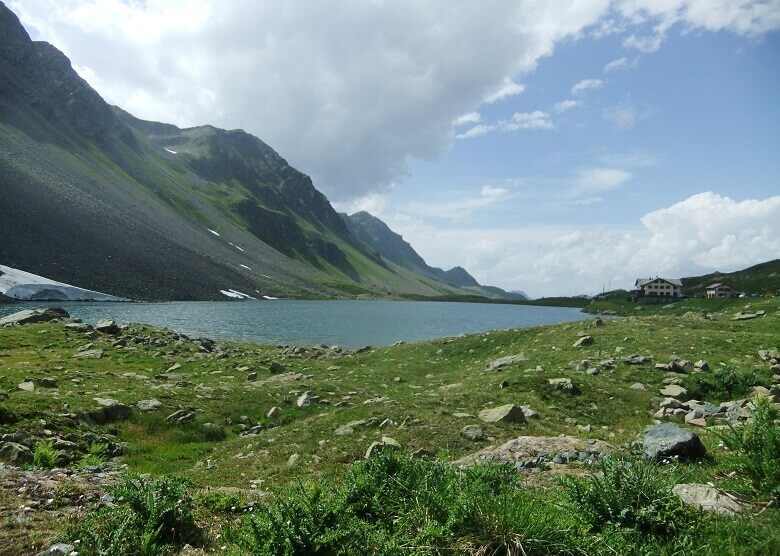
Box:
[0,300,778,554]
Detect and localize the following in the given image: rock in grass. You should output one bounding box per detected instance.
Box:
[35,542,76,556]
[642,423,705,461]
[660,385,687,398]
[137,399,163,411]
[267,406,282,419]
[573,336,594,348]
[0,307,69,327]
[73,349,103,359]
[548,377,574,392]
[296,391,320,407]
[93,398,131,422]
[17,381,35,392]
[95,319,119,334]
[166,409,195,424]
[365,436,401,458]
[623,354,652,365]
[485,353,526,371]
[672,484,743,515]
[0,441,33,465]
[460,425,485,441]
[629,382,646,391]
[478,404,526,424]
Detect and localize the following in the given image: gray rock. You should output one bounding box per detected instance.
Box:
[73,349,103,359]
[296,391,320,407]
[95,319,119,334]
[672,484,743,515]
[36,543,75,556]
[660,385,688,398]
[629,382,646,391]
[137,399,163,411]
[460,425,485,441]
[246,372,258,382]
[166,409,195,424]
[573,336,594,348]
[17,381,35,392]
[671,360,693,373]
[267,406,282,419]
[548,378,574,392]
[732,312,757,321]
[642,423,706,461]
[90,398,131,423]
[485,353,527,371]
[693,360,710,372]
[269,361,285,373]
[623,354,652,365]
[0,441,33,465]
[0,307,69,327]
[520,406,539,419]
[365,436,401,458]
[478,404,526,423]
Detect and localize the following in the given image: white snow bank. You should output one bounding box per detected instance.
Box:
[207,228,221,237]
[262,295,278,300]
[240,264,252,270]
[164,147,178,154]
[228,242,245,252]
[0,264,127,301]
[219,289,255,300]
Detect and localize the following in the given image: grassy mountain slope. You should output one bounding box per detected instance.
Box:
[682,259,780,296]
[342,211,528,300]
[0,2,471,301]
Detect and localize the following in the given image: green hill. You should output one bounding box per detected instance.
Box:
[682,259,780,296]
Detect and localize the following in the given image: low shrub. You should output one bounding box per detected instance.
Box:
[71,474,202,555]
[718,396,780,500]
[33,440,59,468]
[78,442,108,468]
[562,457,693,537]
[683,367,770,402]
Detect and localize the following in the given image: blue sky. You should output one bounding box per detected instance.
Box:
[12,0,780,296]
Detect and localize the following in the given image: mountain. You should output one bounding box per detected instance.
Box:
[682,259,780,296]
[341,211,526,300]
[0,2,487,302]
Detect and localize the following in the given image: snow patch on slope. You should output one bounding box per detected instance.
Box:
[0,265,127,301]
[219,289,255,300]
[207,228,221,236]
[164,147,178,154]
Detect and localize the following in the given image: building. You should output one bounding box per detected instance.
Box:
[631,277,684,303]
[706,283,734,299]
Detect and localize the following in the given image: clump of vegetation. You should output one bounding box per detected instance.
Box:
[562,457,693,537]
[78,442,108,468]
[71,474,202,555]
[33,439,59,468]
[224,453,585,555]
[718,396,780,500]
[684,367,771,402]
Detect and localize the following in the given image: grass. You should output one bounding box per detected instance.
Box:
[0,297,778,552]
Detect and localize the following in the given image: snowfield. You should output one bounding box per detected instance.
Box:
[0,265,127,301]
[219,289,255,300]
[207,228,221,236]
[164,147,178,154]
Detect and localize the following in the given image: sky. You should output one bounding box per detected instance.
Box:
[10,0,780,297]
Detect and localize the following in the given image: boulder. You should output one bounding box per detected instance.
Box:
[623,355,652,365]
[137,399,163,412]
[672,484,743,515]
[548,378,574,392]
[269,361,285,373]
[485,353,527,371]
[660,385,688,398]
[0,441,33,465]
[36,543,76,556]
[91,398,132,423]
[454,435,613,468]
[478,404,526,424]
[671,360,693,373]
[629,382,646,391]
[166,409,195,424]
[0,307,69,327]
[642,423,706,461]
[95,319,119,334]
[693,360,710,372]
[73,349,103,359]
[267,406,282,419]
[732,312,757,321]
[296,391,320,407]
[573,336,594,348]
[17,381,35,392]
[365,436,401,458]
[460,425,485,441]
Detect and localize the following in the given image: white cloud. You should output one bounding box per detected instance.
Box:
[603,56,636,72]
[454,112,481,126]
[553,99,582,113]
[623,33,664,53]
[456,111,553,139]
[573,168,633,193]
[602,102,640,129]
[9,0,615,201]
[392,192,780,297]
[571,78,604,95]
[406,185,515,221]
[483,78,525,103]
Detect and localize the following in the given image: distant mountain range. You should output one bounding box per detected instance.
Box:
[0,2,523,302]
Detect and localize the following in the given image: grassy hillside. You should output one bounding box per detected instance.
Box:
[683,259,780,296]
[0,300,778,552]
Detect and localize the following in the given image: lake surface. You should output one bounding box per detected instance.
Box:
[0,300,591,348]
